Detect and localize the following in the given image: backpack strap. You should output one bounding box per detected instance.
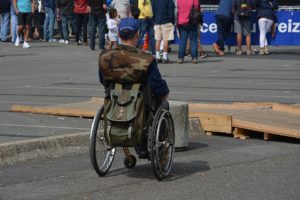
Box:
[127,83,140,140]
[114,83,123,91]
[131,83,141,92]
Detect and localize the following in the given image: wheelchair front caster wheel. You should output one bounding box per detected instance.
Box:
[124,155,137,169]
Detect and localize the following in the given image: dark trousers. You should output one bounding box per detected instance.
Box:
[137,18,155,55]
[89,14,106,50]
[178,24,198,59]
[57,20,63,39]
[75,13,89,43]
[215,15,232,51]
[32,12,44,39]
[61,14,77,41]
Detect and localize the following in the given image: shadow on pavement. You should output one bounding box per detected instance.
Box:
[184,141,209,151]
[199,60,223,64]
[107,159,210,182]
[32,45,63,48]
[107,163,157,180]
[164,160,210,182]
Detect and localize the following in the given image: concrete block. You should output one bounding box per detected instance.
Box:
[169,101,189,148]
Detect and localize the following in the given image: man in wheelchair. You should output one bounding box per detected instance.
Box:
[98,18,170,159]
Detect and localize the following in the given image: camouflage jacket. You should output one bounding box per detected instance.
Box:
[98,45,155,85]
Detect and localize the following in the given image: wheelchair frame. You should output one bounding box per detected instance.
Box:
[89,94,175,180]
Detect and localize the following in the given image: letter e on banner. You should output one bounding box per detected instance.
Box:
[278,23,287,33]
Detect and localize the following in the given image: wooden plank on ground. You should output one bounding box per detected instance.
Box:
[190,111,232,134]
[272,103,300,115]
[189,103,273,135]
[232,110,300,139]
[10,98,104,118]
[189,102,272,111]
[232,102,274,108]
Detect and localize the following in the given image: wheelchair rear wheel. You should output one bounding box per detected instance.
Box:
[151,107,175,180]
[90,106,116,176]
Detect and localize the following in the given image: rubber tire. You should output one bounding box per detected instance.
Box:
[123,155,137,169]
[90,106,115,176]
[150,107,175,181]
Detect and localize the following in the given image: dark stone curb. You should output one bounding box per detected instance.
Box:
[0,118,202,166]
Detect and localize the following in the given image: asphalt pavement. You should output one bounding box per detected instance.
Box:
[0,134,299,200]
[0,40,300,200]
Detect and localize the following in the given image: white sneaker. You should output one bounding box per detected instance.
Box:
[23,42,31,48]
[236,50,242,56]
[15,37,20,47]
[59,39,64,43]
[64,40,69,44]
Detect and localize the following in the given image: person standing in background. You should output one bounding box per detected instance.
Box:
[129,0,140,19]
[56,10,65,43]
[88,0,107,51]
[151,0,175,64]
[32,0,44,40]
[177,0,200,64]
[44,0,56,42]
[213,0,233,56]
[10,0,19,43]
[137,0,155,55]
[0,0,11,42]
[106,8,120,50]
[13,0,34,48]
[109,0,130,19]
[233,0,255,56]
[255,0,278,55]
[74,0,90,45]
[56,0,76,44]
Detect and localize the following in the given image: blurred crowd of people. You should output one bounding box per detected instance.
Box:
[214,0,278,56]
[0,0,278,63]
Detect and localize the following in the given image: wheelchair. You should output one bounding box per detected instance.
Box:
[89,83,175,180]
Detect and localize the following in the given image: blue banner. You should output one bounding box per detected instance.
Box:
[199,10,300,46]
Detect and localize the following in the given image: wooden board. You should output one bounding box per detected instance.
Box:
[189,104,271,135]
[189,102,272,110]
[232,109,300,139]
[10,98,104,118]
[190,111,232,134]
[190,102,300,140]
[272,103,300,115]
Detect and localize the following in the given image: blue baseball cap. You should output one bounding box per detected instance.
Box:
[118,18,139,33]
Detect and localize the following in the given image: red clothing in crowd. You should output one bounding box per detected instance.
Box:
[177,0,199,25]
[74,0,89,13]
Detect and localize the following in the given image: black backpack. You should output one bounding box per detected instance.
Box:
[236,0,252,18]
[188,0,203,26]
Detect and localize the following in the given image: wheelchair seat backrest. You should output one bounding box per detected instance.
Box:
[103,83,145,147]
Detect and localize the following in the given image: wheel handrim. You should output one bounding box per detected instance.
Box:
[153,110,175,178]
[90,106,115,176]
